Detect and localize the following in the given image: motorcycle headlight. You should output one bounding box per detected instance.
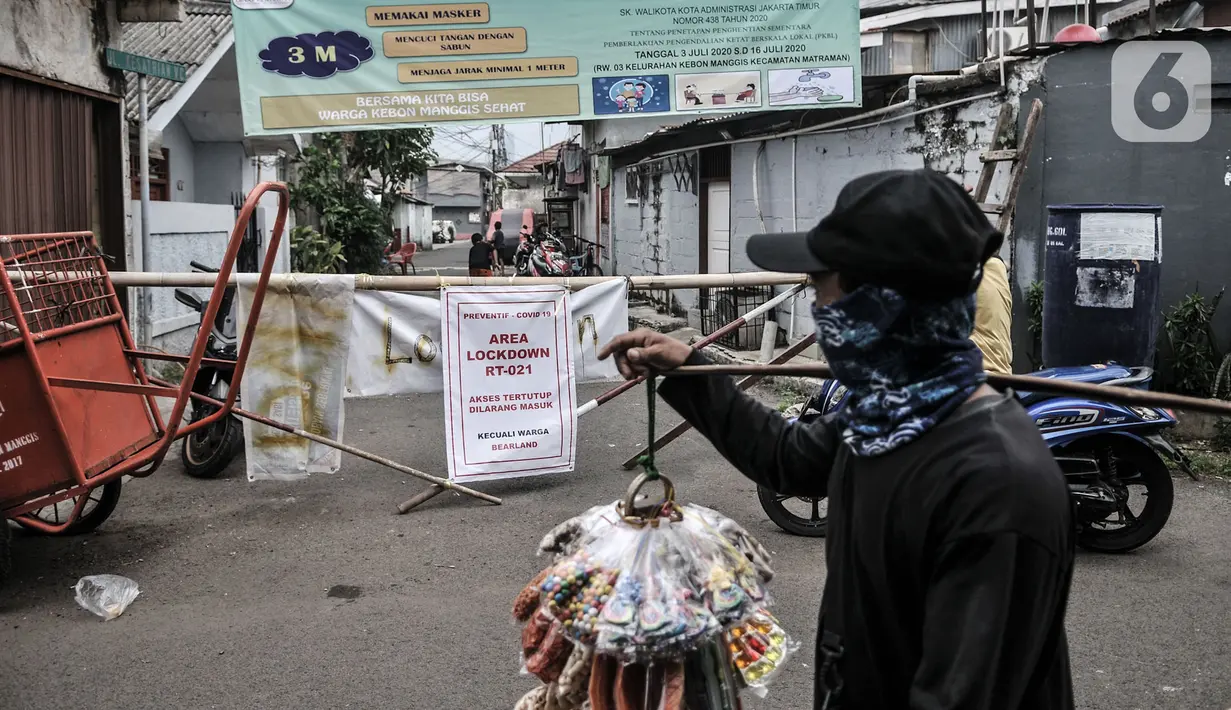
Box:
[1129,406,1162,421]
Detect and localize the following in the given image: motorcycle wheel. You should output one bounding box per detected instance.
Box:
[15,480,123,536]
[181,403,243,479]
[757,485,829,537]
[1,521,11,585]
[1070,437,1175,554]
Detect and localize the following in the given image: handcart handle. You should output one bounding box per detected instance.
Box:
[164,181,290,447]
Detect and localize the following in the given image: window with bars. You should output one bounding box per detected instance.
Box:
[624,167,641,204]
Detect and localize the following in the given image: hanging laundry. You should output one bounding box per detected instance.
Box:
[563,144,587,186]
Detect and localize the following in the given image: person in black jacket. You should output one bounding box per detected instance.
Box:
[599,168,1075,710]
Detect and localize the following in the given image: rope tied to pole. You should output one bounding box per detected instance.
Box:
[635,374,661,481]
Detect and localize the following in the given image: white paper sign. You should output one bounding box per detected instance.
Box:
[345,291,443,397]
[235,274,355,481]
[441,286,577,483]
[345,283,627,397]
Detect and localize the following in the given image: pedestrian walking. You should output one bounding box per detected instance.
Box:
[599,168,1075,710]
[468,232,495,277]
[492,220,506,275]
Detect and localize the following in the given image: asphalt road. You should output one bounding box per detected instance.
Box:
[2,385,1230,709]
[412,239,484,276]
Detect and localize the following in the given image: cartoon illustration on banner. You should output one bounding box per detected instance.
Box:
[441,287,578,483]
[229,0,861,134]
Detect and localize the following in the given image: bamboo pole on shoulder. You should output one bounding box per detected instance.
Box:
[102,270,807,291]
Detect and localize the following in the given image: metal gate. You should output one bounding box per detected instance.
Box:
[0,74,97,235]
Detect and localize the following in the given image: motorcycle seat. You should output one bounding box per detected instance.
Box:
[1015,364,1152,406]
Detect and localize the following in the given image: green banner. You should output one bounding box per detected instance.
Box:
[231,0,861,136]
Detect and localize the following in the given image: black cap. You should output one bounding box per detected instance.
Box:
[746,168,1004,301]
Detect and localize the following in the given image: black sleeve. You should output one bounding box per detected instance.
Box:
[909,532,1071,710]
[656,351,839,497]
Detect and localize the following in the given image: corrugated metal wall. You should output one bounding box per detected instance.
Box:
[0,73,97,235]
[863,5,1129,75]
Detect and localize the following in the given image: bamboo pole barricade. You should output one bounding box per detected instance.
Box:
[665,364,1231,417]
[148,377,502,506]
[46,268,1227,507]
[100,271,808,291]
[396,284,808,513]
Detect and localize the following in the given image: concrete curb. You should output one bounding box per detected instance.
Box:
[696,342,824,401]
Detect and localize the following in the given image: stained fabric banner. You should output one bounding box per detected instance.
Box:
[344,280,628,397]
[345,290,444,397]
[566,278,628,382]
[441,286,577,482]
[235,274,356,481]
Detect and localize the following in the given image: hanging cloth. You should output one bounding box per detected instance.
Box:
[563,144,587,185]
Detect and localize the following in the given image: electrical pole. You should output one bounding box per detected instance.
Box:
[489,124,509,212]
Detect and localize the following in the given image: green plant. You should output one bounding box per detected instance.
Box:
[291,225,346,274]
[1212,419,1231,452]
[1025,281,1044,369]
[290,129,435,273]
[1161,287,1224,397]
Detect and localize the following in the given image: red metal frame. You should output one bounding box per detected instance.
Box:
[0,182,289,532]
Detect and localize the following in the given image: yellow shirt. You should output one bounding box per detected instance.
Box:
[971,257,1013,375]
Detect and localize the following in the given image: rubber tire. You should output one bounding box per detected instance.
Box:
[757,485,829,537]
[1072,437,1175,554]
[0,521,11,586]
[15,480,123,536]
[585,264,604,277]
[181,411,242,479]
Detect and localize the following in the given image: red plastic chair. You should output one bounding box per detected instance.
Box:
[387,241,417,275]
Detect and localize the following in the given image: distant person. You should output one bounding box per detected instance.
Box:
[973,255,1013,374]
[492,220,506,275]
[963,186,1014,375]
[468,232,494,277]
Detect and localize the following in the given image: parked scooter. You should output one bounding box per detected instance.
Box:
[513,227,572,277]
[759,363,1191,553]
[172,260,243,478]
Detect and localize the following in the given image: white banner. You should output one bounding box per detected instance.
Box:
[345,281,627,397]
[441,287,577,483]
[565,279,628,382]
[345,290,443,397]
[235,274,355,482]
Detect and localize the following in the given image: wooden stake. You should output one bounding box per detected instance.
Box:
[150,378,501,506]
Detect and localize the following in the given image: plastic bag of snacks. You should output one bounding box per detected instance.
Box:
[512,478,798,709]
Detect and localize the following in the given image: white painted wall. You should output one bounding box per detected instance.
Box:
[195,142,248,205]
[162,116,196,203]
[128,199,291,355]
[393,201,434,249]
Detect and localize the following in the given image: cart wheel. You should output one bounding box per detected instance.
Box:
[0,521,11,585]
[16,480,123,536]
[181,406,242,479]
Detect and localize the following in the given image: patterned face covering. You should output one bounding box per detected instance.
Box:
[812,284,987,457]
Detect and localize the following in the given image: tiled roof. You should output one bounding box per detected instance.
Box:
[122,1,232,123]
[500,140,568,173]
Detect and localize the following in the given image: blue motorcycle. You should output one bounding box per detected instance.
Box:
[759,364,1191,553]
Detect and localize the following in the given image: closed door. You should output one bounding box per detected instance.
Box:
[707,181,730,274]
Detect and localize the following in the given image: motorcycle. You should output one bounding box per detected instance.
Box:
[759,363,1191,553]
[513,229,573,277]
[172,260,244,478]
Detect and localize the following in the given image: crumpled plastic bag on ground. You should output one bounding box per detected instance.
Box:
[74,575,140,620]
